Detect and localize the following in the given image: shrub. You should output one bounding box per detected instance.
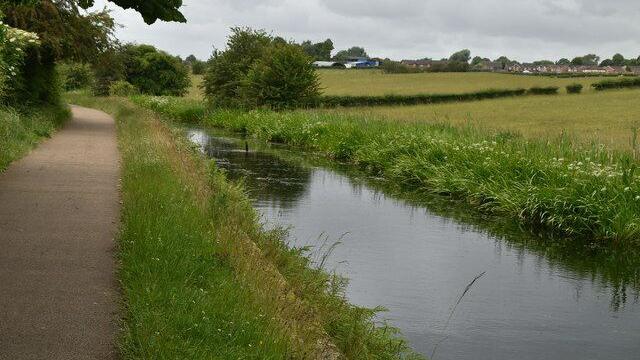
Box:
[121,44,190,96]
[243,43,320,109]
[527,86,559,95]
[0,19,41,103]
[58,62,94,91]
[566,83,583,94]
[109,80,138,96]
[592,77,640,91]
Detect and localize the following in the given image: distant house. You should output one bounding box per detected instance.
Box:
[400,59,449,70]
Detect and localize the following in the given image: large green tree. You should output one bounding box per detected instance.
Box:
[332,46,368,61]
[301,39,333,61]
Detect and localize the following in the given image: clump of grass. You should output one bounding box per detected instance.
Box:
[566,83,583,94]
[0,104,70,172]
[134,94,640,245]
[67,93,420,359]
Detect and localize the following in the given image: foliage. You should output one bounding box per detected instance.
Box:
[0,103,69,171]
[301,38,333,61]
[121,44,190,96]
[108,79,137,96]
[203,27,272,108]
[2,0,116,63]
[136,95,640,244]
[566,83,583,94]
[380,60,420,74]
[571,54,600,66]
[0,17,39,101]
[316,88,527,107]
[527,86,559,95]
[184,54,206,74]
[333,46,368,61]
[203,27,319,109]
[2,0,116,104]
[449,49,471,63]
[77,0,185,24]
[592,77,640,91]
[91,48,125,96]
[243,43,320,109]
[57,62,94,90]
[556,58,571,65]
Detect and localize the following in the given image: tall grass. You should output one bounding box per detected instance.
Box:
[67,93,420,359]
[134,95,640,245]
[0,105,70,171]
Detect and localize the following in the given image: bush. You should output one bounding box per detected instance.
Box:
[527,86,559,95]
[109,80,138,96]
[58,62,94,91]
[121,44,190,96]
[566,83,583,94]
[243,43,320,109]
[592,77,640,91]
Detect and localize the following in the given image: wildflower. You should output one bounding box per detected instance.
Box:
[625,187,631,192]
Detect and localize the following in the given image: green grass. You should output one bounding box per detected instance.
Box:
[317,89,640,151]
[133,94,640,245]
[65,93,420,359]
[0,104,70,172]
[318,70,610,96]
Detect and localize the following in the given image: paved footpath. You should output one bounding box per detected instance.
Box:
[0,106,120,359]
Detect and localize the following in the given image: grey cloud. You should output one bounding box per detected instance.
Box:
[92,0,640,62]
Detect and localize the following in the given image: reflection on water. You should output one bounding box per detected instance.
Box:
[188,129,640,360]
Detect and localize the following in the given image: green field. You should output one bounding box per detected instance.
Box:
[318,70,609,96]
[318,89,640,150]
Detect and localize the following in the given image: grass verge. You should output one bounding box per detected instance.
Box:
[0,104,70,171]
[133,95,640,246]
[65,92,420,359]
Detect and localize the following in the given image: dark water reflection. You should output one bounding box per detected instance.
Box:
[188,129,640,360]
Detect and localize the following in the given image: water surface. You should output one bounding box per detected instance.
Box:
[188,129,640,360]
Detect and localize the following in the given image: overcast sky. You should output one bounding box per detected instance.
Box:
[91,0,640,62]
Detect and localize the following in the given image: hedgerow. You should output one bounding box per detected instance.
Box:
[527,86,559,95]
[592,77,640,91]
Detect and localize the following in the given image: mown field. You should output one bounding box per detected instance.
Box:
[317,89,640,151]
[318,70,609,96]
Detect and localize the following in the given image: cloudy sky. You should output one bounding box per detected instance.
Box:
[91,0,640,62]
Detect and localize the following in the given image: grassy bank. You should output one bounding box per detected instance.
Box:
[65,93,418,359]
[0,105,70,171]
[134,95,640,245]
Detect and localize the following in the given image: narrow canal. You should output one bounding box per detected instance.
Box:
[188,129,640,360]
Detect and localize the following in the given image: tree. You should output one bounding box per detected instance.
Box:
[333,46,368,61]
[449,49,471,63]
[495,56,514,69]
[301,39,333,61]
[571,54,599,66]
[611,53,625,66]
[244,43,319,109]
[120,44,190,96]
[1,0,116,104]
[556,58,571,65]
[471,56,485,66]
[203,27,272,107]
[77,0,185,24]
